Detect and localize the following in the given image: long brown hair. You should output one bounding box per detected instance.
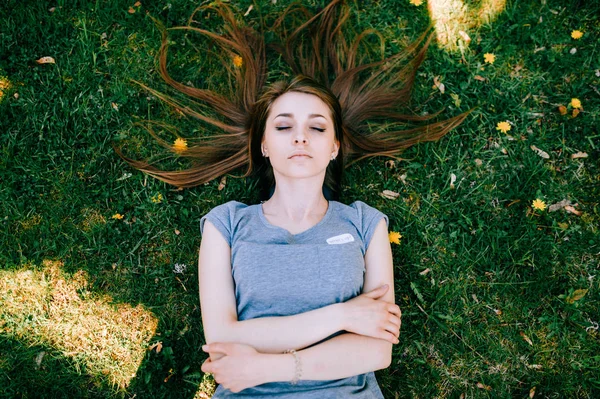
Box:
[114,0,471,200]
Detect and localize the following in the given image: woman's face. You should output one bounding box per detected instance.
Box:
[261,91,339,181]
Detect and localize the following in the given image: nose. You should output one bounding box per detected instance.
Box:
[293,128,308,144]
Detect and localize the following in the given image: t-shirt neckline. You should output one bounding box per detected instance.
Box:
[257,200,334,237]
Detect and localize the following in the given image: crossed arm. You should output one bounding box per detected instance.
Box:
[198,218,395,382]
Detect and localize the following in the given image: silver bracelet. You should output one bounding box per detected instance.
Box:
[283,349,302,385]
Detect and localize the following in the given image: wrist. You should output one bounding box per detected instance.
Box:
[259,353,296,384]
[333,302,347,331]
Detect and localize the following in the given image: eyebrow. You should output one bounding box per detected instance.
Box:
[274,113,328,120]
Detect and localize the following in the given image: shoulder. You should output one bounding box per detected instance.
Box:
[333,200,389,252]
[205,200,250,218]
[200,201,254,244]
[335,200,388,226]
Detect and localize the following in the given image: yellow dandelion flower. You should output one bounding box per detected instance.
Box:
[483,53,496,64]
[570,98,581,109]
[0,77,10,101]
[496,121,511,133]
[409,0,423,6]
[151,193,163,204]
[232,55,243,68]
[173,138,188,153]
[531,199,547,211]
[389,231,402,245]
[571,30,583,40]
[112,213,124,220]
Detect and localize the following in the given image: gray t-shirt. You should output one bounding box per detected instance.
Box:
[200,200,389,398]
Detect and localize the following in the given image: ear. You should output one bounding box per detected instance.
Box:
[332,140,340,157]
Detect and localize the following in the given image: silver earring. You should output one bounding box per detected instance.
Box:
[331,154,336,161]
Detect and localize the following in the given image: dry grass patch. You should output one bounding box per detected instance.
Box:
[428,0,507,50]
[0,259,158,390]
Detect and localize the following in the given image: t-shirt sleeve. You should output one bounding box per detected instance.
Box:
[199,201,243,247]
[350,201,389,252]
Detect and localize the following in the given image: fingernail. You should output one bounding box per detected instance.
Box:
[202,345,208,351]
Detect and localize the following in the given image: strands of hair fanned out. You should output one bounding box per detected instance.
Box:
[115,0,471,188]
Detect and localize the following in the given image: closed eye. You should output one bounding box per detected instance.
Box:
[275,126,291,131]
[312,127,326,132]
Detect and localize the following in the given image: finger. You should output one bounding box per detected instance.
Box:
[204,342,228,356]
[388,315,401,328]
[381,330,399,344]
[386,322,400,337]
[387,304,401,317]
[364,284,388,298]
[201,358,212,373]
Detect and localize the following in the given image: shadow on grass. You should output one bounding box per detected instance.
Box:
[0,337,110,399]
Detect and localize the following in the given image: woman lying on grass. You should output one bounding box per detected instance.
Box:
[117,1,468,396]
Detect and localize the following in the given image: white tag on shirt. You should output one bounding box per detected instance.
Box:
[326,233,355,245]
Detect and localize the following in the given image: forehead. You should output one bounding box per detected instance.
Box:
[269,91,332,120]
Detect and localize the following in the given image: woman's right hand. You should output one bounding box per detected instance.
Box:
[340,285,401,344]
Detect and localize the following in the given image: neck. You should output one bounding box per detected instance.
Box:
[263,176,328,222]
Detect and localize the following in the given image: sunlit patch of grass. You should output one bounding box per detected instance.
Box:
[18,213,42,231]
[80,207,107,232]
[0,259,158,391]
[428,0,507,50]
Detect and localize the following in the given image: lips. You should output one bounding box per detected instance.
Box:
[289,152,312,159]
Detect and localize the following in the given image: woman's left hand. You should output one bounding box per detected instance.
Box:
[201,342,267,393]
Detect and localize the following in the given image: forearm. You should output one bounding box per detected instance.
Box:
[261,333,392,383]
[217,303,344,354]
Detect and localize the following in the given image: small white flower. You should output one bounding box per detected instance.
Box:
[173,263,187,274]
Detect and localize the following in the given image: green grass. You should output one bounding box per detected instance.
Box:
[1,0,599,398]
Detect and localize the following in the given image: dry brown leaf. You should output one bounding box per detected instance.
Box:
[34,351,45,370]
[474,158,483,166]
[218,176,227,191]
[49,7,56,12]
[520,331,533,346]
[35,56,55,64]
[148,341,163,353]
[458,30,471,44]
[474,75,486,82]
[134,1,141,6]
[111,102,119,111]
[450,173,457,189]
[385,160,395,168]
[530,145,549,159]
[381,190,400,200]
[476,382,492,391]
[571,151,588,159]
[472,294,479,303]
[566,289,588,304]
[548,199,572,212]
[174,229,180,236]
[527,364,543,370]
[398,173,407,184]
[419,268,431,276]
[558,105,567,115]
[564,205,582,216]
[433,76,445,93]
[244,5,254,16]
[530,386,536,398]
[572,108,580,117]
